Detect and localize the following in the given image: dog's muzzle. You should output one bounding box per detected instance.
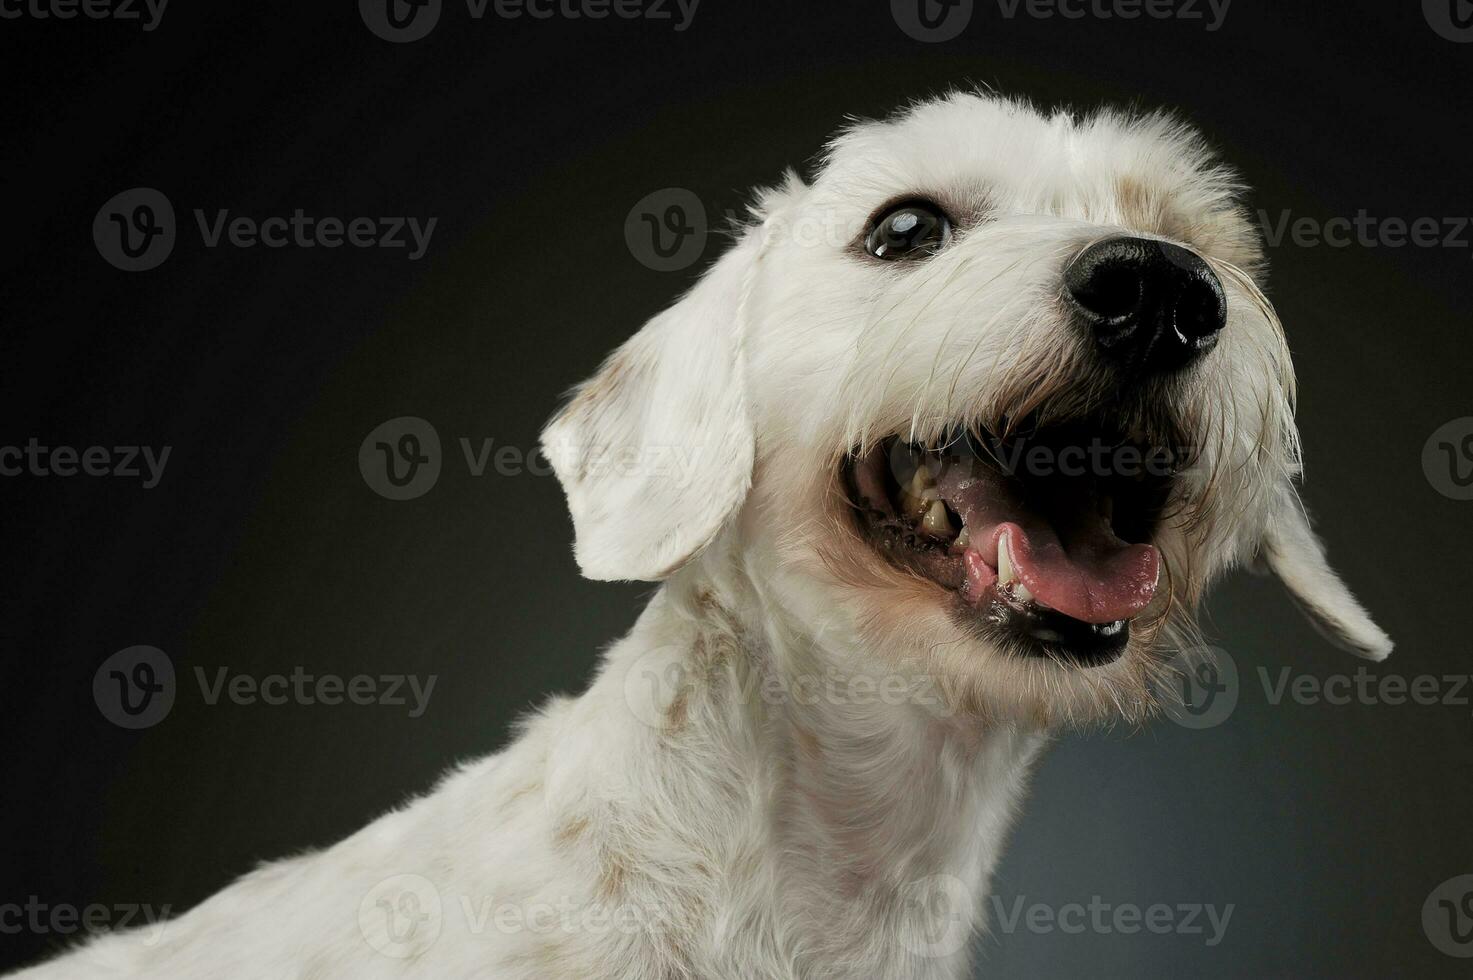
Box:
[1065,236,1227,376]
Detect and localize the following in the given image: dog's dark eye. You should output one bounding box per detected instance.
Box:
[865,201,952,260]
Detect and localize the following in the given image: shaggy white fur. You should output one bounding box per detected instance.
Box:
[11,91,1390,980]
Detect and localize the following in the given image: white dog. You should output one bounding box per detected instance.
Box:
[13,91,1390,980]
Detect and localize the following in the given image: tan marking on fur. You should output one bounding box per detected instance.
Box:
[502,938,576,977]
[556,349,638,478]
[498,779,543,816]
[554,816,590,849]
[664,687,690,732]
[793,723,822,760]
[572,349,633,411]
[596,855,628,902]
[1116,174,1180,238]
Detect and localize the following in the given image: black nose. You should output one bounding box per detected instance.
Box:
[1064,237,1227,374]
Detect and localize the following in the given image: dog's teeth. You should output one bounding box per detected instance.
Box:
[900,467,935,521]
[953,524,971,551]
[921,500,953,540]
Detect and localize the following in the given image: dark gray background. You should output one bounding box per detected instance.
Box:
[2,1,1470,976]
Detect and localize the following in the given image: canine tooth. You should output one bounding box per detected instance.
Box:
[901,467,935,520]
[1013,580,1036,604]
[953,525,971,551]
[921,500,953,540]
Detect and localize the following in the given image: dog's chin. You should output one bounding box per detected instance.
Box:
[841,415,1180,672]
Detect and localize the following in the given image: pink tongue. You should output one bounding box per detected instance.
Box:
[937,460,1160,625]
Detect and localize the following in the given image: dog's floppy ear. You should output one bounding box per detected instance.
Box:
[541,234,759,582]
[1257,484,1392,661]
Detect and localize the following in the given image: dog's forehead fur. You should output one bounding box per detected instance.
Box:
[791,92,1261,269]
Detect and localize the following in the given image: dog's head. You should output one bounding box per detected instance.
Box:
[544,92,1390,725]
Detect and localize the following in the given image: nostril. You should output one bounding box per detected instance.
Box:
[1070,261,1143,323]
[1175,277,1227,342]
[1064,239,1152,324]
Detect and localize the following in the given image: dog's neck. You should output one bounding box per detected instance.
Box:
[582,558,1048,979]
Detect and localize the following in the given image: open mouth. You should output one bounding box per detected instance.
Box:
[844,418,1180,667]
